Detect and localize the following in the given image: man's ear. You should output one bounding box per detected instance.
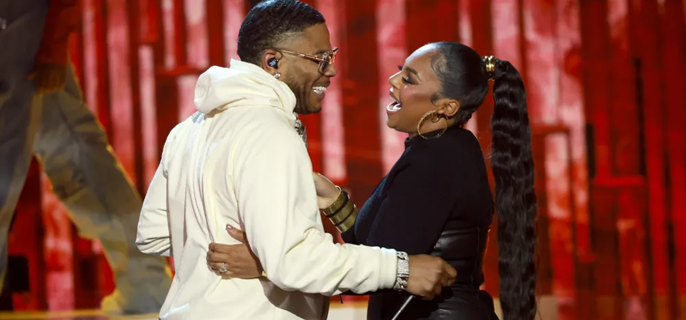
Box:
[261,49,282,75]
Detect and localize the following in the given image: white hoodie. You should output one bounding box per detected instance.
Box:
[136,60,398,320]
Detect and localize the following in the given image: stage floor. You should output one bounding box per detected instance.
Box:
[0,297,556,320]
[0,310,157,320]
[0,303,369,320]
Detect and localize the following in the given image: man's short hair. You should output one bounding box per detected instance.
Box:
[237,0,326,65]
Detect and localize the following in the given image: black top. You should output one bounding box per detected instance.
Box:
[342,126,499,320]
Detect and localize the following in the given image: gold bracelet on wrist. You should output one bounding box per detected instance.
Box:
[321,186,345,216]
[331,202,357,233]
[321,189,358,233]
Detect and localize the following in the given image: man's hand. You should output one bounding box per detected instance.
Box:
[207,225,264,279]
[405,255,457,300]
[27,62,67,95]
[312,172,340,209]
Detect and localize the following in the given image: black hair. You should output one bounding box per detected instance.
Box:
[431,41,537,320]
[237,0,326,65]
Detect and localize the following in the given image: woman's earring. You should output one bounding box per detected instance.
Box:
[274,72,281,79]
[416,110,447,140]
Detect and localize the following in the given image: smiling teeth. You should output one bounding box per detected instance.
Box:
[313,86,327,94]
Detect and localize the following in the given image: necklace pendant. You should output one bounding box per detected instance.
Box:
[294,114,308,148]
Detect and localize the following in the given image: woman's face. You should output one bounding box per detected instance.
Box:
[386,45,449,136]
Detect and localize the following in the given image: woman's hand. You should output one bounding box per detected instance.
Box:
[207,225,264,279]
[313,172,340,209]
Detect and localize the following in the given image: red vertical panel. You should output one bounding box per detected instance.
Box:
[185,0,208,69]
[616,182,649,319]
[468,0,497,297]
[580,1,612,181]
[434,0,458,41]
[155,74,180,152]
[107,0,136,181]
[590,181,625,320]
[162,0,177,69]
[607,0,639,176]
[631,0,670,319]
[301,115,323,173]
[178,74,199,120]
[491,0,521,67]
[83,0,112,132]
[70,33,85,87]
[128,0,146,194]
[607,1,644,319]
[342,0,384,199]
[377,0,407,174]
[530,129,555,298]
[8,161,46,310]
[205,0,225,66]
[555,0,591,318]
[138,0,160,187]
[553,0,592,319]
[157,0,181,146]
[579,0,617,319]
[41,174,76,311]
[139,46,159,187]
[173,0,187,66]
[458,0,477,134]
[139,0,159,43]
[222,0,245,64]
[661,1,686,318]
[556,0,590,254]
[405,0,438,48]
[521,0,579,310]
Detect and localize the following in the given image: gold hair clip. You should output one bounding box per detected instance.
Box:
[483,56,496,80]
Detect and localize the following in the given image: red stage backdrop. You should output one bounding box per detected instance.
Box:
[6,1,686,320]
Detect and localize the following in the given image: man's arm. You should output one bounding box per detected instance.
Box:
[36,0,81,66]
[233,121,397,296]
[136,130,176,257]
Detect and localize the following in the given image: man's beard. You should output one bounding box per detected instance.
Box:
[286,78,316,115]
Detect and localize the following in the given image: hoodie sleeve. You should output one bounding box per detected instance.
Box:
[232,115,397,295]
[136,128,177,256]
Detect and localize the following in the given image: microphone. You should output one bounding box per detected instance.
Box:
[390,295,415,320]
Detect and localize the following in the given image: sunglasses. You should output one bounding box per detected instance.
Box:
[276,47,338,74]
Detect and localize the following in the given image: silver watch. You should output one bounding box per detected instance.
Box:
[394,251,409,291]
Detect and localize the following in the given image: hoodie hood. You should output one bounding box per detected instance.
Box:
[194,59,296,115]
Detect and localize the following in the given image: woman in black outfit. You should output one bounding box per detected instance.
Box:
[209,42,537,320]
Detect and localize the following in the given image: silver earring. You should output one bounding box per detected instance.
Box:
[274,72,281,79]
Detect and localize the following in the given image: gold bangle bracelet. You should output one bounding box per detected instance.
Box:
[333,206,358,233]
[327,200,358,233]
[329,201,355,225]
[321,187,346,216]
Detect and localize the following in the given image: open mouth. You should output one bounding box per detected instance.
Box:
[313,85,328,95]
[387,89,401,112]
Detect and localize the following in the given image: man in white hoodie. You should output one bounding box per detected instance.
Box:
[136,1,455,319]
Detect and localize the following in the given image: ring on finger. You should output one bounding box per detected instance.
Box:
[218,263,228,274]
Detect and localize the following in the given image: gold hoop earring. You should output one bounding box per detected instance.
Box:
[416,110,448,140]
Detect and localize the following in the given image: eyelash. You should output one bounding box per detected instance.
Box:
[398,65,412,84]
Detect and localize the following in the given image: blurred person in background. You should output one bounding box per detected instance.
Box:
[0,0,170,314]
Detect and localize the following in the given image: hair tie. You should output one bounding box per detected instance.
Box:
[482,56,496,80]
